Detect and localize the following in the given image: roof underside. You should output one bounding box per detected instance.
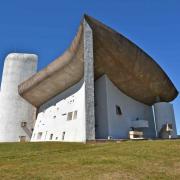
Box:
[18,15,178,107]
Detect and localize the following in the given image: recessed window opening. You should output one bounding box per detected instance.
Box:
[73,111,78,120]
[116,105,122,115]
[53,115,56,119]
[37,132,43,140]
[19,136,26,142]
[21,121,27,127]
[50,134,53,140]
[62,131,65,140]
[44,131,48,140]
[67,112,73,120]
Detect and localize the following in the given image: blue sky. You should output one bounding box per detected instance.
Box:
[0,0,179,134]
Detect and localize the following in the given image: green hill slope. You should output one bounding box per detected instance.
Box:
[0,140,180,179]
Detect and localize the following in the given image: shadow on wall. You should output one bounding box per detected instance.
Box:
[39,78,84,112]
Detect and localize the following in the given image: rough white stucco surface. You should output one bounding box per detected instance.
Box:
[95,75,156,139]
[31,79,86,142]
[0,53,37,142]
[32,75,177,142]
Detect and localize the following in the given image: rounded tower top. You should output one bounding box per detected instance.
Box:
[1,52,38,94]
[5,53,38,62]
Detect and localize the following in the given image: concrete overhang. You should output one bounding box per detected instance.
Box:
[18,15,178,107]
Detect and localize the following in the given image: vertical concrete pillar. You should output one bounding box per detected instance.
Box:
[83,19,95,140]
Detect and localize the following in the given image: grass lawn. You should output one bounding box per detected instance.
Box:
[0,140,180,180]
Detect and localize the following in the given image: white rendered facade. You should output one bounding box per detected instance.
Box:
[95,75,156,139]
[31,80,86,142]
[0,17,178,142]
[0,54,177,142]
[31,74,178,142]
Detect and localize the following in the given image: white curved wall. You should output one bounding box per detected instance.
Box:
[31,80,86,142]
[0,53,38,142]
[95,75,156,139]
[154,102,177,138]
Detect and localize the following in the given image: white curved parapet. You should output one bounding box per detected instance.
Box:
[0,53,38,142]
[153,102,177,138]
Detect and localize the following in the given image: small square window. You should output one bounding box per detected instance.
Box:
[37,132,43,140]
[116,105,122,115]
[19,136,26,142]
[73,111,78,120]
[50,134,53,140]
[67,112,73,121]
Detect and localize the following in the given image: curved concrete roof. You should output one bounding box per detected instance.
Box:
[19,15,178,107]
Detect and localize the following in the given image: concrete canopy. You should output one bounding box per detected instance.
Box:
[18,15,178,107]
